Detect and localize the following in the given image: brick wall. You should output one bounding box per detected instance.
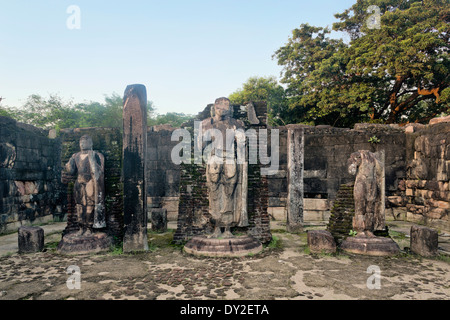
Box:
[174,102,271,244]
[147,125,181,221]
[399,122,450,231]
[59,127,123,240]
[0,116,63,234]
[267,123,406,222]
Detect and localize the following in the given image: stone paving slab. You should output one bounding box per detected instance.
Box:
[0,223,67,257]
[0,222,179,257]
[1,220,448,256]
[0,221,448,301]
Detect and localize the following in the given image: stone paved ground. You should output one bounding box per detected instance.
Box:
[0,221,449,300]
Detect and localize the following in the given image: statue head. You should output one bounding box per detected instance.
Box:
[79,135,93,151]
[213,97,231,120]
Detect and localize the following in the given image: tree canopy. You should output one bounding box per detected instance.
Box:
[0,93,192,131]
[148,112,193,127]
[228,76,287,126]
[273,0,449,127]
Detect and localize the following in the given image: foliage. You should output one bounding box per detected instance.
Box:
[0,105,14,118]
[274,0,450,127]
[368,135,380,144]
[349,230,358,237]
[274,24,348,126]
[264,235,282,249]
[229,76,288,126]
[0,92,193,130]
[148,112,193,128]
[44,241,59,250]
[110,243,123,256]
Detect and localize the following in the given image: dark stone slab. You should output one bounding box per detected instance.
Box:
[184,235,263,257]
[18,226,44,253]
[410,225,438,257]
[122,84,149,253]
[150,208,168,232]
[340,235,400,256]
[57,232,112,255]
[307,230,336,254]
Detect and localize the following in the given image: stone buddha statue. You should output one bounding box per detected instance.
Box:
[200,97,248,238]
[65,135,106,236]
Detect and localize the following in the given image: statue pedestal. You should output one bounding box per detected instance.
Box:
[340,235,399,256]
[184,235,263,258]
[57,232,112,255]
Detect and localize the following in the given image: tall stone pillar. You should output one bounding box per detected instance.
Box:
[374,150,386,231]
[286,125,304,233]
[122,84,149,252]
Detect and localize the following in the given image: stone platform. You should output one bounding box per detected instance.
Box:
[57,232,112,255]
[340,235,400,256]
[184,235,263,257]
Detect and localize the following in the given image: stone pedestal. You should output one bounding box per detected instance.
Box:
[18,226,44,254]
[184,236,263,258]
[57,232,112,255]
[150,208,168,232]
[340,235,400,256]
[307,230,336,254]
[410,225,438,257]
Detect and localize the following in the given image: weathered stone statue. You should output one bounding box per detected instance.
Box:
[340,150,399,256]
[58,135,111,254]
[200,97,248,238]
[183,97,263,257]
[65,135,106,235]
[347,150,384,236]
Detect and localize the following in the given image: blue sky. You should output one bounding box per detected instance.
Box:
[0,0,355,115]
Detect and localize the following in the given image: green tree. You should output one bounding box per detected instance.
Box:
[2,93,156,130]
[75,93,156,128]
[10,94,82,130]
[274,25,348,126]
[148,112,193,127]
[274,0,449,126]
[229,76,287,126]
[0,104,14,118]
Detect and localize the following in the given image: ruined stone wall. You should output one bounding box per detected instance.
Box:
[268,124,407,222]
[266,127,288,221]
[399,121,450,231]
[303,124,406,198]
[59,127,123,240]
[0,116,63,234]
[147,126,180,221]
[174,102,271,244]
[147,120,408,225]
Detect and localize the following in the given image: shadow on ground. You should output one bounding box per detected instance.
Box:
[0,222,449,300]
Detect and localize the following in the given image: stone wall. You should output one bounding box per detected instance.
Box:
[268,123,407,222]
[147,121,408,225]
[398,121,450,231]
[147,125,181,221]
[2,112,449,234]
[267,127,288,220]
[59,127,123,240]
[0,116,63,234]
[174,102,271,244]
